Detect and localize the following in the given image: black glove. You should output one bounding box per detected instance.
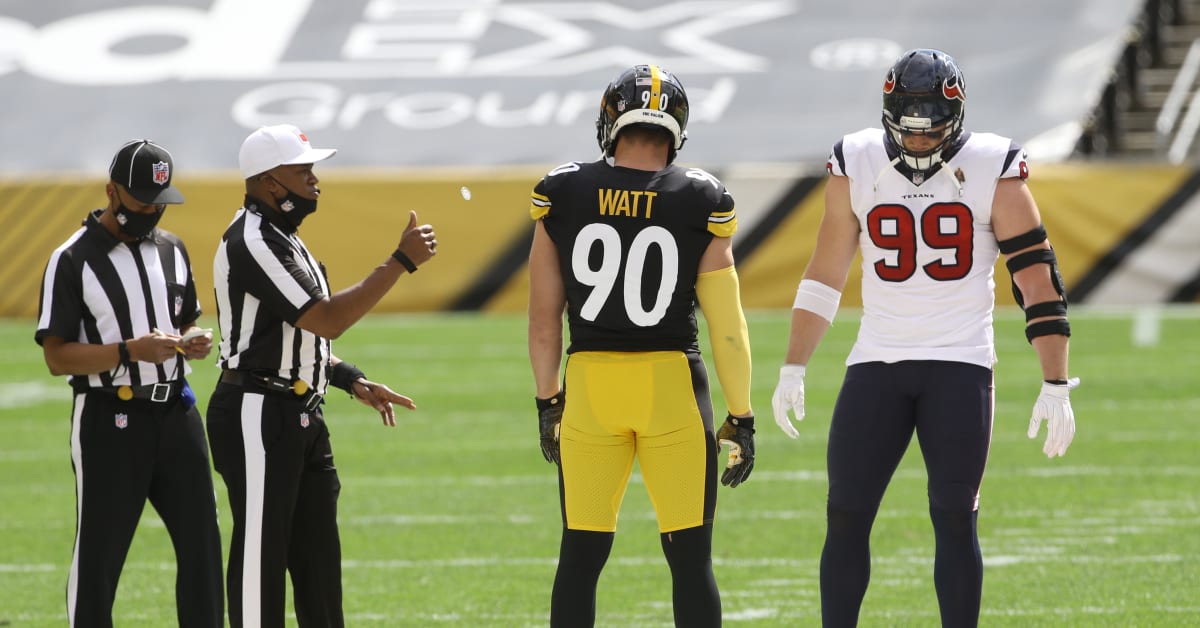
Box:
[536,391,564,465]
[716,414,755,488]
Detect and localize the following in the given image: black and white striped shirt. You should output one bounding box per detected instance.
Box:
[213,197,332,394]
[36,209,197,389]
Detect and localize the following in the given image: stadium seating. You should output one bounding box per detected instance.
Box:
[1076,0,1200,160]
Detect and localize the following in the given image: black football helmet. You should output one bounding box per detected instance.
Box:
[881,49,966,172]
[596,64,689,162]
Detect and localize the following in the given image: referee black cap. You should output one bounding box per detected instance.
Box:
[109,139,185,205]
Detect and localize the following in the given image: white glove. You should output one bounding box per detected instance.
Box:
[1027,377,1080,458]
[771,364,806,439]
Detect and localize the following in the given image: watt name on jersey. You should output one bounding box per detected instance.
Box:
[530,160,736,353]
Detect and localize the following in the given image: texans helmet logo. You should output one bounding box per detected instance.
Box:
[883,70,896,94]
[942,77,965,102]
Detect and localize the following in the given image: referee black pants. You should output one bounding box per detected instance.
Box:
[206,383,343,628]
[68,389,224,627]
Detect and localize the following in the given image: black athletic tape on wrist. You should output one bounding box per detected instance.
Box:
[536,390,564,412]
[331,361,367,394]
[726,414,754,430]
[1044,379,1069,385]
[117,341,131,367]
[1025,319,1071,343]
[391,249,418,273]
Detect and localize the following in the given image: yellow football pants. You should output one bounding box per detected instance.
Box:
[559,350,716,533]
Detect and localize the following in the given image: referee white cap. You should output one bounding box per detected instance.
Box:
[238,124,337,179]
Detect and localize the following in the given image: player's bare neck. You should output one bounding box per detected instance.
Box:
[613,151,667,172]
[613,138,669,172]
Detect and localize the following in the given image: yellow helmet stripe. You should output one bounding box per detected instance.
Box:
[649,65,662,110]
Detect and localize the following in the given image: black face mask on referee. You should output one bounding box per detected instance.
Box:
[265,175,318,229]
[113,196,165,240]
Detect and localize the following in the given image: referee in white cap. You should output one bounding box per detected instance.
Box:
[36,139,223,626]
[205,124,438,627]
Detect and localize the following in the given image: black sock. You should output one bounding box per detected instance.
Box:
[930,506,982,628]
[660,524,721,627]
[551,529,614,628]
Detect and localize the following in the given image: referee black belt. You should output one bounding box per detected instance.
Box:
[219,370,323,411]
[89,381,180,403]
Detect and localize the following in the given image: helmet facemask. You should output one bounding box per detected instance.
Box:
[881,50,966,173]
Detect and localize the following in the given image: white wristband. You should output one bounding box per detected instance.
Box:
[792,279,842,323]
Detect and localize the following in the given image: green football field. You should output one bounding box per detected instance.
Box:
[2,307,1198,626]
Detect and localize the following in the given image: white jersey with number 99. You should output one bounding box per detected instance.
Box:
[828,128,1027,368]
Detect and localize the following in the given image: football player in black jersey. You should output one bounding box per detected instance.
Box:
[527,64,755,628]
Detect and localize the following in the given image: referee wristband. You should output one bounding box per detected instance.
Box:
[331,361,367,395]
[391,249,418,273]
[117,341,132,368]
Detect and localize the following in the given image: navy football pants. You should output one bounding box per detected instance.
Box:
[821,360,992,628]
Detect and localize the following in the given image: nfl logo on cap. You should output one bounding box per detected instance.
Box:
[115,413,128,429]
[109,139,185,205]
[152,161,170,185]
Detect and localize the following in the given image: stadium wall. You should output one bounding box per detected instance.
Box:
[5,163,1198,320]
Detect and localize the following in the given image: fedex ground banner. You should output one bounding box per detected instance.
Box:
[1,0,1141,174]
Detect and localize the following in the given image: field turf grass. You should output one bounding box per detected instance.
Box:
[1,307,1197,626]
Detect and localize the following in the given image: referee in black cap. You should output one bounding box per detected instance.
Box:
[36,139,223,627]
[206,124,438,627]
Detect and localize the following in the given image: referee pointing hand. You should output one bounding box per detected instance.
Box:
[205,124,437,627]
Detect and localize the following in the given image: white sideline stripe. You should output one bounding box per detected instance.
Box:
[344,513,537,525]
[981,606,1200,617]
[10,605,1200,623]
[339,553,1183,570]
[0,380,70,409]
[348,469,827,487]
[0,563,57,572]
[345,465,1200,488]
[5,552,1184,574]
[63,500,1196,532]
[340,506,1195,527]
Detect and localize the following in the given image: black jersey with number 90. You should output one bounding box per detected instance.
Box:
[530,159,737,353]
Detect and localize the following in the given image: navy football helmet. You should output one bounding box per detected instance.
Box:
[882,49,966,172]
[596,64,689,163]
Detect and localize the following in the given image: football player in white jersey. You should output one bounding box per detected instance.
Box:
[770,49,1080,627]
